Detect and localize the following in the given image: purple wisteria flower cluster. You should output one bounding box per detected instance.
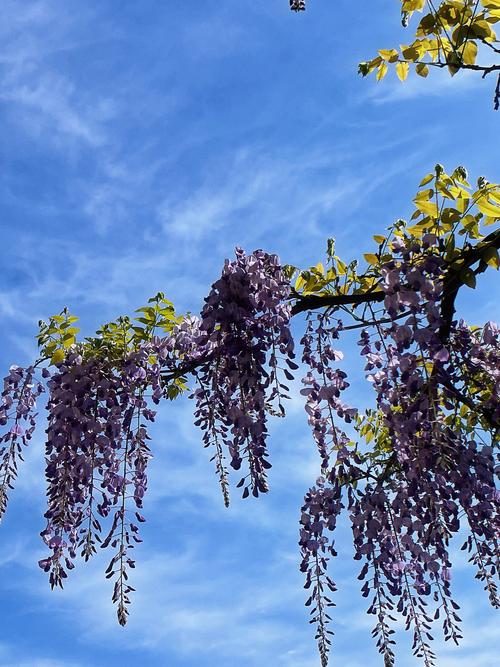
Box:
[301,314,357,469]
[299,469,348,667]
[0,365,45,520]
[39,348,158,624]
[299,312,362,667]
[192,248,296,503]
[299,234,499,666]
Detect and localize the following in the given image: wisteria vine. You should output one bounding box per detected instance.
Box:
[0,172,499,666]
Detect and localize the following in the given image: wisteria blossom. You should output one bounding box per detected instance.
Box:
[0,365,45,520]
[192,248,296,502]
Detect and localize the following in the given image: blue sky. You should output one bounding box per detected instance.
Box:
[0,1,499,666]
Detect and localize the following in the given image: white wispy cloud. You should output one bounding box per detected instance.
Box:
[156,137,426,260]
[1,538,318,665]
[1,69,113,147]
[367,65,481,104]
[0,0,113,149]
[156,145,353,242]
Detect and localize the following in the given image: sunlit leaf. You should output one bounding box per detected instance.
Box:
[364,253,379,265]
[396,61,410,80]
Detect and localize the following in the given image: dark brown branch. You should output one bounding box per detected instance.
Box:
[392,59,500,108]
[447,62,500,75]
[342,310,412,332]
[481,40,500,56]
[291,290,384,316]
[160,355,213,383]
[389,58,500,77]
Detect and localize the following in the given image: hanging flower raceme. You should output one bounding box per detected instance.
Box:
[446,319,500,607]
[299,309,361,664]
[39,346,158,624]
[301,313,357,469]
[449,319,500,430]
[0,365,45,521]
[193,248,296,502]
[40,352,103,588]
[299,450,357,667]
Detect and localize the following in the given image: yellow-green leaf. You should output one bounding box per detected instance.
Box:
[460,268,477,288]
[416,63,429,77]
[401,44,420,60]
[462,41,478,65]
[482,247,500,269]
[470,19,494,40]
[378,49,399,62]
[407,222,429,237]
[364,253,379,265]
[295,274,306,291]
[460,214,477,229]
[456,197,470,213]
[377,62,388,81]
[489,190,500,204]
[415,188,434,200]
[336,259,347,275]
[414,199,439,217]
[419,173,434,187]
[50,349,65,365]
[396,61,410,81]
[403,0,425,11]
[476,195,500,218]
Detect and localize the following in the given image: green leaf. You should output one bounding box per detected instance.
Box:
[50,349,65,365]
[476,195,500,218]
[396,61,410,81]
[482,247,500,269]
[378,49,399,62]
[416,63,429,77]
[419,173,434,187]
[336,259,347,275]
[414,199,438,217]
[295,274,306,291]
[326,238,335,258]
[364,253,379,266]
[462,41,478,66]
[376,62,388,81]
[460,268,477,289]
